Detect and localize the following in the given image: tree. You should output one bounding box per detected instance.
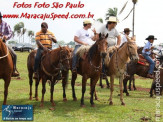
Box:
[14,24,21,43]
[97,18,103,23]
[28,30,34,44]
[57,40,65,46]
[105,7,118,20]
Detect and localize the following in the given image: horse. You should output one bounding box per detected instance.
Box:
[27,46,71,107]
[123,53,159,96]
[71,33,108,107]
[0,39,13,105]
[105,37,139,105]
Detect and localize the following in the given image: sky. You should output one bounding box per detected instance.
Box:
[1,0,163,46]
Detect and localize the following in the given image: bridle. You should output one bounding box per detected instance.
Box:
[41,48,70,80]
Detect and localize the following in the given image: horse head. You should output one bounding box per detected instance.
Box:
[96,33,108,58]
[59,46,71,71]
[126,36,139,62]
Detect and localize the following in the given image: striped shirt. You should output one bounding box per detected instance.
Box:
[0,20,12,40]
[35,30,56,48]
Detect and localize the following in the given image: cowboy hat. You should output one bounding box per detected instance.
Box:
[106,16,119,23]
[145,35,157,40]
[83,19,92,24]
[124,28,132,33]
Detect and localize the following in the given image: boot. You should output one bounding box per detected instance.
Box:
[12,68,19,77]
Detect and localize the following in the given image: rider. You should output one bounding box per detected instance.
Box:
[72,19,96,72]
[96,16,121,78]
[0,12,19,77]
[120,28,132,45]
[142,35,157,79]
[33,22,57,79]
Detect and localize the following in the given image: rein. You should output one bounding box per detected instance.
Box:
[0,43,9,60]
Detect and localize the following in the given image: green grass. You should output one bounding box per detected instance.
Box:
[0,52,163,122]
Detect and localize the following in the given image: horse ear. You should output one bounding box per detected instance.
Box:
[99,33,101,38]
[131,35,136,42]
[59,45,62,49]
[126,35,130,42]
[105,33,108,38]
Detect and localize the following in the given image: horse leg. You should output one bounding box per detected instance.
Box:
[71,72,77,101]
[40,76,46,107]
[62,71,69,102]
[150,81,155,97]
[99,74,103,88]
[34,78,40,101]
[28,70,33,100]
[3,77,11,105]
[90,79,98,100]
[133,76,136,90]
[106,77,110,89]
[129,77,132,91]
[109,75,114,105]
[50,78,55,106]
[90,78,98,107]
[120,76,125,105]
[81,75,87,107]
[123,78,129,96]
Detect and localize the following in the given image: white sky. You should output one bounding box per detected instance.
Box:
[0,0,163,46]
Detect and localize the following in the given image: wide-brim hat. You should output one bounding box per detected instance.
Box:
[83,19,92,24]
[106,16,119,23]
[0,12,3,18]
[124,28,132,33]
[145,35,157,40]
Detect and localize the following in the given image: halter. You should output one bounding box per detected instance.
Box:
[0,42,9,60]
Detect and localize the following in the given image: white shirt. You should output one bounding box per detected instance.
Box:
[97,25,119,46]
[74,28,94,46]
[142,41,152,55]
[120,35,128,46]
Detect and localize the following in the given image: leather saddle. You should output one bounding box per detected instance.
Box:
[138,54,150,66]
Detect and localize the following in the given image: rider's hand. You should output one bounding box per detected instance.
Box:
[115,45,120,48]
[0,33,3,36]
[43,47,48,52]
[151,46,154,50]
[83,42,88,46]
[92,28,96,34]
[3,36,7,40]
[48,35,53,40]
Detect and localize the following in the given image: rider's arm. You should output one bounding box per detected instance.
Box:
[2,24,12,41]
[74,36,87,45]
[116,35,121,46]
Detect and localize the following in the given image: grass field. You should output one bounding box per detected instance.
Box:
[0,52,162,122]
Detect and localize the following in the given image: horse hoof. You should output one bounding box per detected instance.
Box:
[121,102,125,106]
[80,104,85,108]
[63,98,67,102]
[118,94,120,96]
[134,88,137,91]
[73,98,77,101]
[29,96,32,100]
[150,94,153,97]
[51,102,55,106]
[101,85,104,88]
[109,101,113,105]
[36,97,39,101]
[126,93,129,96]
[91,104,96,107]
[3,102,7,105]
[107,86,110,89]
[95,97,98,100]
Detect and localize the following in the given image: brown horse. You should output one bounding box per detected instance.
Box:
[0,39,13,105]
[105,38,139,105]
[27,46,71,106]
[71,33,108,107]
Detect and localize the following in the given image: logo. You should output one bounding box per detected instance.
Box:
[2,105,33,121]
[85,34,89,37]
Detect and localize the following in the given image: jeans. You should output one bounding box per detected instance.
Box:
[72,45,81,69]
[34,48,43,72]
[8,46,17,70]
[142,53,155,74]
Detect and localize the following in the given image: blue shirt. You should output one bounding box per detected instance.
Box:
[142,41,152,55]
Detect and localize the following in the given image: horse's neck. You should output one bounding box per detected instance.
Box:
[90,50,101,65]
[117,43,129,66]
[49,48,60,65]
[0,41,7,56]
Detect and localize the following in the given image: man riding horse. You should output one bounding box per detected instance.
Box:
[0,12,19,77]
[72,19,96,72]
[142,35,157,79]
[33,22,58,79]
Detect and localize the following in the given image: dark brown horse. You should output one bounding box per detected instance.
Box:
[71,33,108,107]
[27,46,71,107]
[0,39,13,105]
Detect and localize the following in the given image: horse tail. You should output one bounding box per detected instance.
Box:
[62,70,69,89]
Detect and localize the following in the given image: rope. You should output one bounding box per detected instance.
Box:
[0,44,9,59]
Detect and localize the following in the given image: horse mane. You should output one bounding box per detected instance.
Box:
[88,42,98,61]
[76,45,90,58]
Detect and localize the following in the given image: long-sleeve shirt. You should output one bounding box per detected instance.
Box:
[0,20,12,40]
[142,41,152,55]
